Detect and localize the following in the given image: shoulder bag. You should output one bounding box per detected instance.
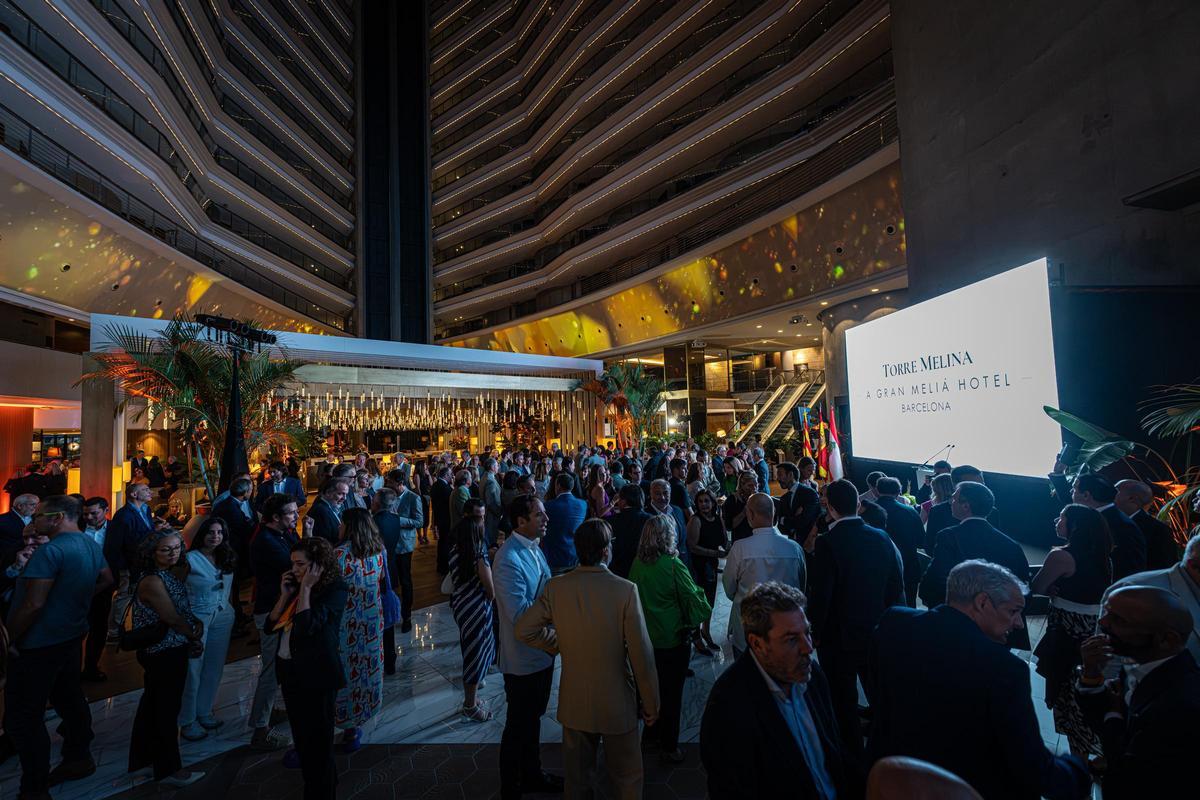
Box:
[118,577,169,652]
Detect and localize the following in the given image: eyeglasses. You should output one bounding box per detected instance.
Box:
[156,545,183,554]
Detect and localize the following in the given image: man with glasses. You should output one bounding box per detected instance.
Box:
[5,495,112,795]
[103,483,161,642]
[0,492,39,560]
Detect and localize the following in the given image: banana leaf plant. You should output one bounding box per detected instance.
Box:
[1044,401,1197,545]
[77,316,315,500]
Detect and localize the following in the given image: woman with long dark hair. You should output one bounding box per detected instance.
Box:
[127,530,204,786]
[333,508,386,752]
[266,536,347,799]
[448,498,495,721]
[1032,503,1112,757]
[178,516,237,740]
[586,463,615,518]
[685,489,728,654]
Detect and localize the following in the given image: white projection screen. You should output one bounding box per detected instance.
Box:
[845,258,1060,478]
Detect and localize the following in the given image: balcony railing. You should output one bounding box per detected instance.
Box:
[435,104,898,340]
[89,0,353,245]
[0,100,348,330]
[0,0,351,289]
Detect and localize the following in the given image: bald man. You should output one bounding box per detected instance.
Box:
[1078,585,1199,799]
[721,492,806,655]
[1101,533,1200,664]
[1114,480,1178,569]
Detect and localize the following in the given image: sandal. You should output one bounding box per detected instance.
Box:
[461,702,493,722]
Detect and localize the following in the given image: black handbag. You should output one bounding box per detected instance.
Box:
[118,580,168,652]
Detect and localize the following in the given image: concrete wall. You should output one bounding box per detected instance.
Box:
[891,0,1200,299]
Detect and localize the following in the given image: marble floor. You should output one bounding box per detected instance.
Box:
[0,588,1065,799]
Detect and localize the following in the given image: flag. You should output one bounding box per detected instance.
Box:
[802,411,814,460]
[827,406,845,481]
[816,413,830,480]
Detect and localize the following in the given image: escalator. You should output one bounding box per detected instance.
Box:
[735,371,825,444]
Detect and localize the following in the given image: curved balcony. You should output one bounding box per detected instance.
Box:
[87,0,352,239]
[433,1,890,282]
[0,0,352,288]
[434,91,898,335]
[432,0,850,231]
[0,101,348,329]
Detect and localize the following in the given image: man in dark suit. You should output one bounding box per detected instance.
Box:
[774,462,821,544]
[807,479,904,756]
[430,466,453,574]
[5,465,47,503]
[255,462,304,514]
[874,477,925,607]
[307,477,348,544]
[918,481,1031,648]
[1115,479,1178,569]
[0,493,38,559]
[129,450,149,476]
[1077,585,1199,799]
[1069,473,1146,580]
[103,483,158,637]
[667,458,692,522]
[701,581,853,799]
[214,477,258,629]
[608,484,652,579]
[869,560,1090,800]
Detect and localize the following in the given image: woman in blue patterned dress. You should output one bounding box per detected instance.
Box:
[448,498,495,721]
[333,508,386,752]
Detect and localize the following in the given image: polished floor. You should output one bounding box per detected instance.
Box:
[1,585,1066,799]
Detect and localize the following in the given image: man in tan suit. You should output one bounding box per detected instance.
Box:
[516,519,660,800]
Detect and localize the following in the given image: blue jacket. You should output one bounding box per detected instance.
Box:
[542,492,587,570]
[256,476,306,512]
[104,502,155,574]
[493,533,554,676]
[651,503,690,565]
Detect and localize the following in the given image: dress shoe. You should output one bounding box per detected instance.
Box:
[80,668,107,682]
[47,756,96,785]
[401,618,413,633]
[180,723,208,741]
[197,716,224,730]
[523,771,565,793]
[161,770,205,787]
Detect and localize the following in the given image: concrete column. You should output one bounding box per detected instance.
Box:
[80,354,126,508]
[820,290,909,404]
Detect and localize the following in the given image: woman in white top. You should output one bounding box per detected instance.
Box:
[178,515,238,740]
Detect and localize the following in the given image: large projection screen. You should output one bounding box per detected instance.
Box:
[845,258,1060,478]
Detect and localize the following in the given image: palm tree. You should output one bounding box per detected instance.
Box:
[78,317,312,497]
[600,363,666,455]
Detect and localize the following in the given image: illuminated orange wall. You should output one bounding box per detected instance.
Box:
[447,163,904,357]
[0,408,34,514]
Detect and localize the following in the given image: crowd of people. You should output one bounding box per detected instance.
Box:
[1,437,1197,800]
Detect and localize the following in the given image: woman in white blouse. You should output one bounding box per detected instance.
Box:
[178,515,238,740]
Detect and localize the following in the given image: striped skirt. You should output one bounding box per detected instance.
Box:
[448,555,496,686]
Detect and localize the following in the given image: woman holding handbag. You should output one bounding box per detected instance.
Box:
[266,536,347,800]
[628,514,712,764]
[332,508,386,752]
[126,530,205,786]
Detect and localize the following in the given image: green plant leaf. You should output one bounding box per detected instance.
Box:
[1043,406,1125,444]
